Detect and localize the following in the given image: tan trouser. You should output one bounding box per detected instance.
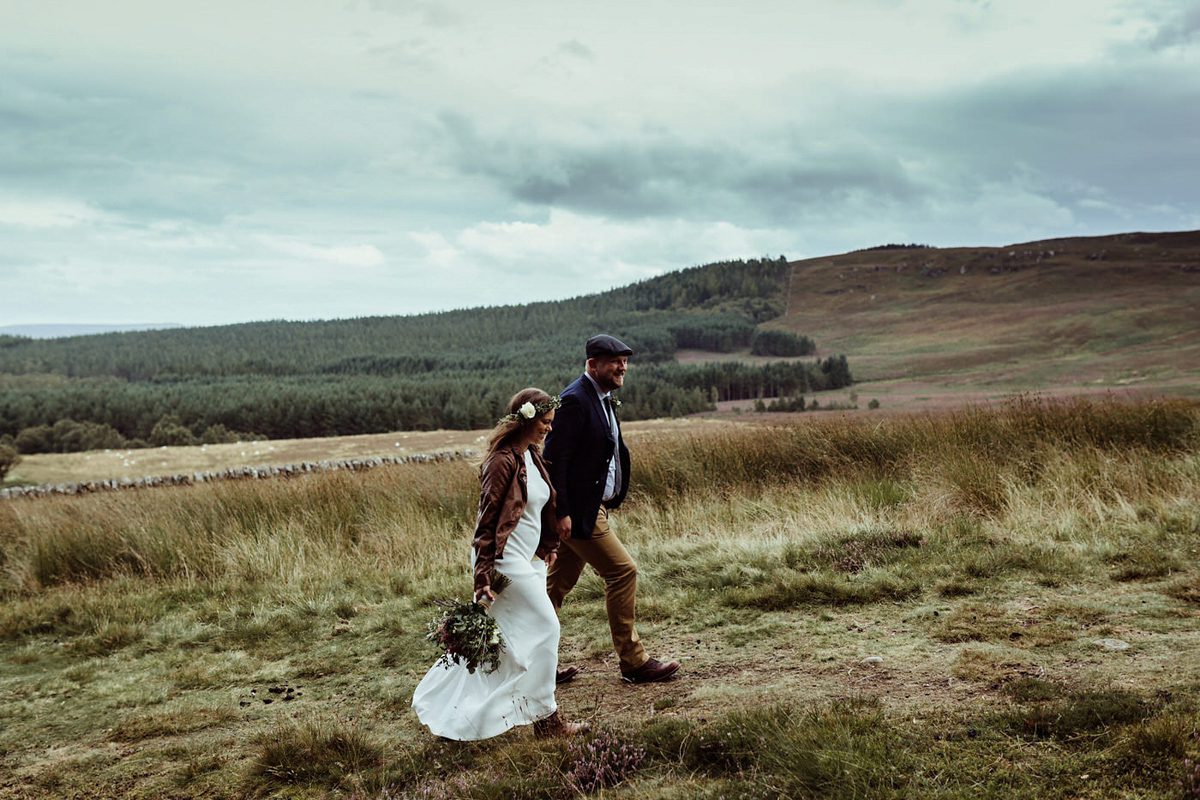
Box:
[547,507,647,672]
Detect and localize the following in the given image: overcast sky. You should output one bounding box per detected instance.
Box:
[1,0,1198,328]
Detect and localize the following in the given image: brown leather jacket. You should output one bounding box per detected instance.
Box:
[472,445,560,596]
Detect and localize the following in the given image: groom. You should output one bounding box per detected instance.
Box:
[543,334,681,684]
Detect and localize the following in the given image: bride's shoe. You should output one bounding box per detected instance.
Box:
[533,710,589,738]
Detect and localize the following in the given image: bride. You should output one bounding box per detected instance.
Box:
[412,388,589,740]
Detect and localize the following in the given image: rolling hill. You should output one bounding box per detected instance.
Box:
[769,230,1200,406]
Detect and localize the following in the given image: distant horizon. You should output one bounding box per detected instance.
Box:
[0,323,184,340]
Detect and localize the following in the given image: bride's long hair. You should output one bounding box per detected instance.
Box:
[478,387,556,463]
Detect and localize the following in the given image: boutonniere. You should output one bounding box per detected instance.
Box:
[610,395,621,408]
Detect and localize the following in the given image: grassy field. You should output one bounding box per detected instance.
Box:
[2,395,1199,799]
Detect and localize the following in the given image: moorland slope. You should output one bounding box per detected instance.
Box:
[769,230,1200,407]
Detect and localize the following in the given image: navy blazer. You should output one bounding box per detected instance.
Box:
[543,374,631,539]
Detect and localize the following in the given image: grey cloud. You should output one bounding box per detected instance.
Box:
[889,64,1200,208]
[434,50,1200,243]
[0,56,480,231]
[0,64,256,224]
[1147,3,1200,49]
[730,153,920,222]
[435,110,921,226]
[558,40,596,61]
[366,0,463,27]
[528,38,599,82]
[838,61,1200,244]
[365,39,438,70]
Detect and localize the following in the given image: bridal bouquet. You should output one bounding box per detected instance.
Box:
[426,599,505,674]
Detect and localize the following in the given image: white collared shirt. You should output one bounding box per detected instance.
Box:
[583,372,621,501]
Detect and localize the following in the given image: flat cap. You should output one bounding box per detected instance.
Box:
[586,334,633,359]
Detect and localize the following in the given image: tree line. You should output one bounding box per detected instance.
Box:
[1,356,852,454]
[0,256,856,456]
[0,258,794,380]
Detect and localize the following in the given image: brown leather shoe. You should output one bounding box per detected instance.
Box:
[532,710,589,738]
[556,666,581,684]
[621,657,680,684]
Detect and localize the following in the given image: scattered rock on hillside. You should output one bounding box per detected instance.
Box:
[1093,638,1130,650]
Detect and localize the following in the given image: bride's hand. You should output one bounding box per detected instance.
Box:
[544,551,557,569]
[475,585,496,607]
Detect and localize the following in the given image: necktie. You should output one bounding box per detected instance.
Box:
[603,396,621,493]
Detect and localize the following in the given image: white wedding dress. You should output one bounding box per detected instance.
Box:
[412,451,559,740]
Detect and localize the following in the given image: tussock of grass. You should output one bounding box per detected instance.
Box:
[998,687,1153,740]
[110,705,238,742]
[1165,574,1200,604]
[64,620,145,657]
[725,569,923,609]
[1003,676,1066,703]
[845,477,914,509]
[807,528,922,573]
[932,602,1074,647]
[1109,542,1185,582]
[251,713,386,790]
[936,579,978,597]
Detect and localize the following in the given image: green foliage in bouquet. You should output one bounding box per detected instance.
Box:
[426,600,505,674]
[487,569,511,595]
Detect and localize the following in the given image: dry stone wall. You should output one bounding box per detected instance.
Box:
[0,450,475,500]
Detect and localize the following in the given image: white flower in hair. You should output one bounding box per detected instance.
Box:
[498,395,561,424]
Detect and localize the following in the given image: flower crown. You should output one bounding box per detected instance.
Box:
[500,396,562,423]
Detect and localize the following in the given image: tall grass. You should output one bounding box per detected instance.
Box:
[633,394,1197,503]
[1,395,1198,798]
[1,460,478,594]
[2,395,1195,625]
[3,395,1193,595]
